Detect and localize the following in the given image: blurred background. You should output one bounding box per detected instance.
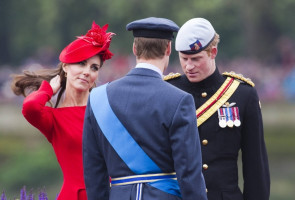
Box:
[0,0,294,199]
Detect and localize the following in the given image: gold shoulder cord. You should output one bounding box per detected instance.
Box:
[222,71,255,87]
[163,72,181,81]
[196,77,240,127]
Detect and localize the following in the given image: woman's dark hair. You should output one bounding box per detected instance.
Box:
[11,62,67,108]
[12,53,103,107]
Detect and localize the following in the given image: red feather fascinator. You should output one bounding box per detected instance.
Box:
[59,21,115,63]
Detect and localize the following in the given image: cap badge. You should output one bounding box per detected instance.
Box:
[189,40,202,51]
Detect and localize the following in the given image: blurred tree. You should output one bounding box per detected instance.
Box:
[0,0,294,66]
[56,0,108,52]
[0,0,12,64]
[239,0,280,63]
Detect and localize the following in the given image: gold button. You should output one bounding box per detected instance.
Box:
[203,164,208,170]
[202,139,208,146]
[206,188,208,193]
[201,92,207,97]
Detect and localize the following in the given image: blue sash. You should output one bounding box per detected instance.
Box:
[90,83,181,197]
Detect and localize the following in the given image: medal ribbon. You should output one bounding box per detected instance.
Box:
[227,107,233,121]
[233,107,240,121]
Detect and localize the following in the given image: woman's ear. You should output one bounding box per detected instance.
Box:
[62,63,68,73]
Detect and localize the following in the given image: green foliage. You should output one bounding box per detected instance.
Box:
[0,0,294,66]
[0,134,62,199]
[265,125,295,156]
[262,102,295,156]
[273,0,295,36]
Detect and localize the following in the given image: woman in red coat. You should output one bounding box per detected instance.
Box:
[11,21,115,200]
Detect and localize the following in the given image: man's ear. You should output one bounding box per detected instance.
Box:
[210,46,218,59]
[132,42,136,56]
[166,41,171,56]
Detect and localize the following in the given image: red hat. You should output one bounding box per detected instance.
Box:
[59,21,115,63]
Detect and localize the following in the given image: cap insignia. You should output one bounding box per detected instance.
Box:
[163,72,181,81]
[222,71,255,87]
[189,40,202,51]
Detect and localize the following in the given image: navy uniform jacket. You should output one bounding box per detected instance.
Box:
[166,68,270,200]
[83,67,207,200]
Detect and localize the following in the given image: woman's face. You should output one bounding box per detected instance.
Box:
[63,55,101,92]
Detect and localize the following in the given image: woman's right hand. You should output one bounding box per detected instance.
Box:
[50,75,61,94]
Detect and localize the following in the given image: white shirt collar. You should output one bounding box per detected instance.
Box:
[135,63,163,77]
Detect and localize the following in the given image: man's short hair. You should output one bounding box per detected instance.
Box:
[134,37,170,60]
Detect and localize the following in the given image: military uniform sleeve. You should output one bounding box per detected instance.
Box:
[83,98,110,200]
[22,80,54,142]
[241,88,270,200]
[169,93,208,200]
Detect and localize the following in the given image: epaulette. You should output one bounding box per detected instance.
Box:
[163,72,181,81]
[222,71,255,87]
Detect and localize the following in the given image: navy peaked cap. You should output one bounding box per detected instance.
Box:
[126,17,179,40]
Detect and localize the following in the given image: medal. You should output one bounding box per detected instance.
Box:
[218,108,226,128]
[234,119,241,127]
[232,107,241,127]
[227,120,234,128]
[226,107,234,128]
[219,103,241,128]
[219,120,227,128]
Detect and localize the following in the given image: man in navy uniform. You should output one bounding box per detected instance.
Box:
[165,18,270,200]
[83,17,207,200]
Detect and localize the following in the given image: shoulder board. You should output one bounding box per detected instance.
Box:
[222,71,255,87]
[163,72,181,81]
